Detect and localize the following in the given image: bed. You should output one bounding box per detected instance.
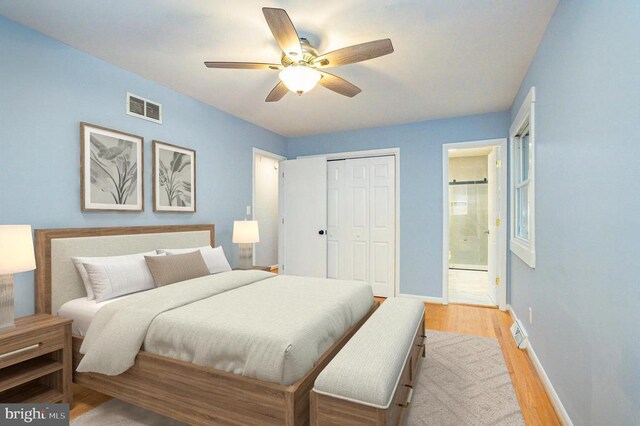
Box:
[34,225,377,425]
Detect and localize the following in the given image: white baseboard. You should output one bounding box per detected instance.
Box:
[398,293,444,304]
[507,305,573,426]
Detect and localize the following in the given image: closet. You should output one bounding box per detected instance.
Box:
[281,154,395,297]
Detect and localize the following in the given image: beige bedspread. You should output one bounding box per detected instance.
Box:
[77,271,374,385]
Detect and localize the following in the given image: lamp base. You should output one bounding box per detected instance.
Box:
[237,243,254,270]
[0,274,15,332]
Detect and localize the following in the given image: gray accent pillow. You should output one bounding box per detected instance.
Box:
[145,251,210,287]
[156,246,232,274]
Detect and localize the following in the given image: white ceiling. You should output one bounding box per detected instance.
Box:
[0,0,557,137]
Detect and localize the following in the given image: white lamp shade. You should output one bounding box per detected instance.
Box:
[0,225,36,275]
[232,221,260,244]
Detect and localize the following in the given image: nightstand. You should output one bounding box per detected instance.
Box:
[234,266,273,272]
[0,314,72,403]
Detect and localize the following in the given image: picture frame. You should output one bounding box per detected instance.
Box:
[81,122,144,212]
[153,140,196,212]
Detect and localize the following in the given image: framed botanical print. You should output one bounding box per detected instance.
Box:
[81,122,144,211]
[153,140,196,212]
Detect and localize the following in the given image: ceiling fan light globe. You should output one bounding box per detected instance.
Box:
[279,64,321,95]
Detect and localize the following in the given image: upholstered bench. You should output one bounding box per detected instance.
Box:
[311,298,426,425]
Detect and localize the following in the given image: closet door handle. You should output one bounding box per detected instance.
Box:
[319,230,325,235]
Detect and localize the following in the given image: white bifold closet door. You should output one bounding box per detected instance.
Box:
[327,160,347,280]
[327,156,395,297]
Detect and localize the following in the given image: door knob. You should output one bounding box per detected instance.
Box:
[319,230,325,235]
[484,230,490,234]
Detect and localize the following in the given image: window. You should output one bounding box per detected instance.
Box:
[510,87,535,267]
[514,125,530,240]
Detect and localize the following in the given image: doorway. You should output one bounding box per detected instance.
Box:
[442,139,507,310]
[252,148,285,269]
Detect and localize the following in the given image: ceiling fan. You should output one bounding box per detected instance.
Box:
[204,7,394,102]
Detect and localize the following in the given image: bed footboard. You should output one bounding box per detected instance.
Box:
[71,301,379,426]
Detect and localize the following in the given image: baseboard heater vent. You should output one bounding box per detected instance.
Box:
[510,319,528,349]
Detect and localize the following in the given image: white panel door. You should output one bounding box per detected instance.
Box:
[345,158,370,284]
[487,148,499,305]
[281,157,327,277]
[327,160,346,279]
[369,156,396,297]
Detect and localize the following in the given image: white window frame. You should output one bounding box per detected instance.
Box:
[509,87,536,268]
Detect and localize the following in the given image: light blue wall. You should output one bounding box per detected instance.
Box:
[508,1,640,424]
[287,112,510,297]
[0,16,286,317]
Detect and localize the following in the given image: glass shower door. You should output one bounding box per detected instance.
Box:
[449,181,488,270]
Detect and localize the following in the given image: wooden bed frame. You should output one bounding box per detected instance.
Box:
[34,225,377,425]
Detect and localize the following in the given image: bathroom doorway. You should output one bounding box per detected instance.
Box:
[442,139,507,310]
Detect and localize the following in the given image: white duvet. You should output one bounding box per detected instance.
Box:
[77,270,374,385]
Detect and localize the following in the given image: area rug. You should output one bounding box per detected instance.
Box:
[71,398,184,426]
[406,330,524,425]
[71,330,524,425]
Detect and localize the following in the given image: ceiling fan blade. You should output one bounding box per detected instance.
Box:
[318,71,362,97]
[262,7,303,60]
[265,81,289,102]
[314,39,394,68]
[204,62,282,70]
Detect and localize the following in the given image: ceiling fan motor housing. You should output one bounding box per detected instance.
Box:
[281,38,320,66]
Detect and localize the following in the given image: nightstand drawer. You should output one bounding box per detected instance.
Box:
[0,327,64,370]
[0,315,72,404]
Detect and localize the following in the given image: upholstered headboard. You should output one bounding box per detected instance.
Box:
[34,225,214,314]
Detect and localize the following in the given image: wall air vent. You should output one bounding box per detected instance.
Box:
[126,92,162,124]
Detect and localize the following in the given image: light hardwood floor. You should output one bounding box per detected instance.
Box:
[425,303,561,426]
[70,302,560,425]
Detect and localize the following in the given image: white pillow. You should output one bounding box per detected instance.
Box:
[72,251,160,300]
[156,246,231,274]
[83,258,157,302]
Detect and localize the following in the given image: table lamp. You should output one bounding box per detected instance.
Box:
[0,225,36,331]
[232,220,259,270]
